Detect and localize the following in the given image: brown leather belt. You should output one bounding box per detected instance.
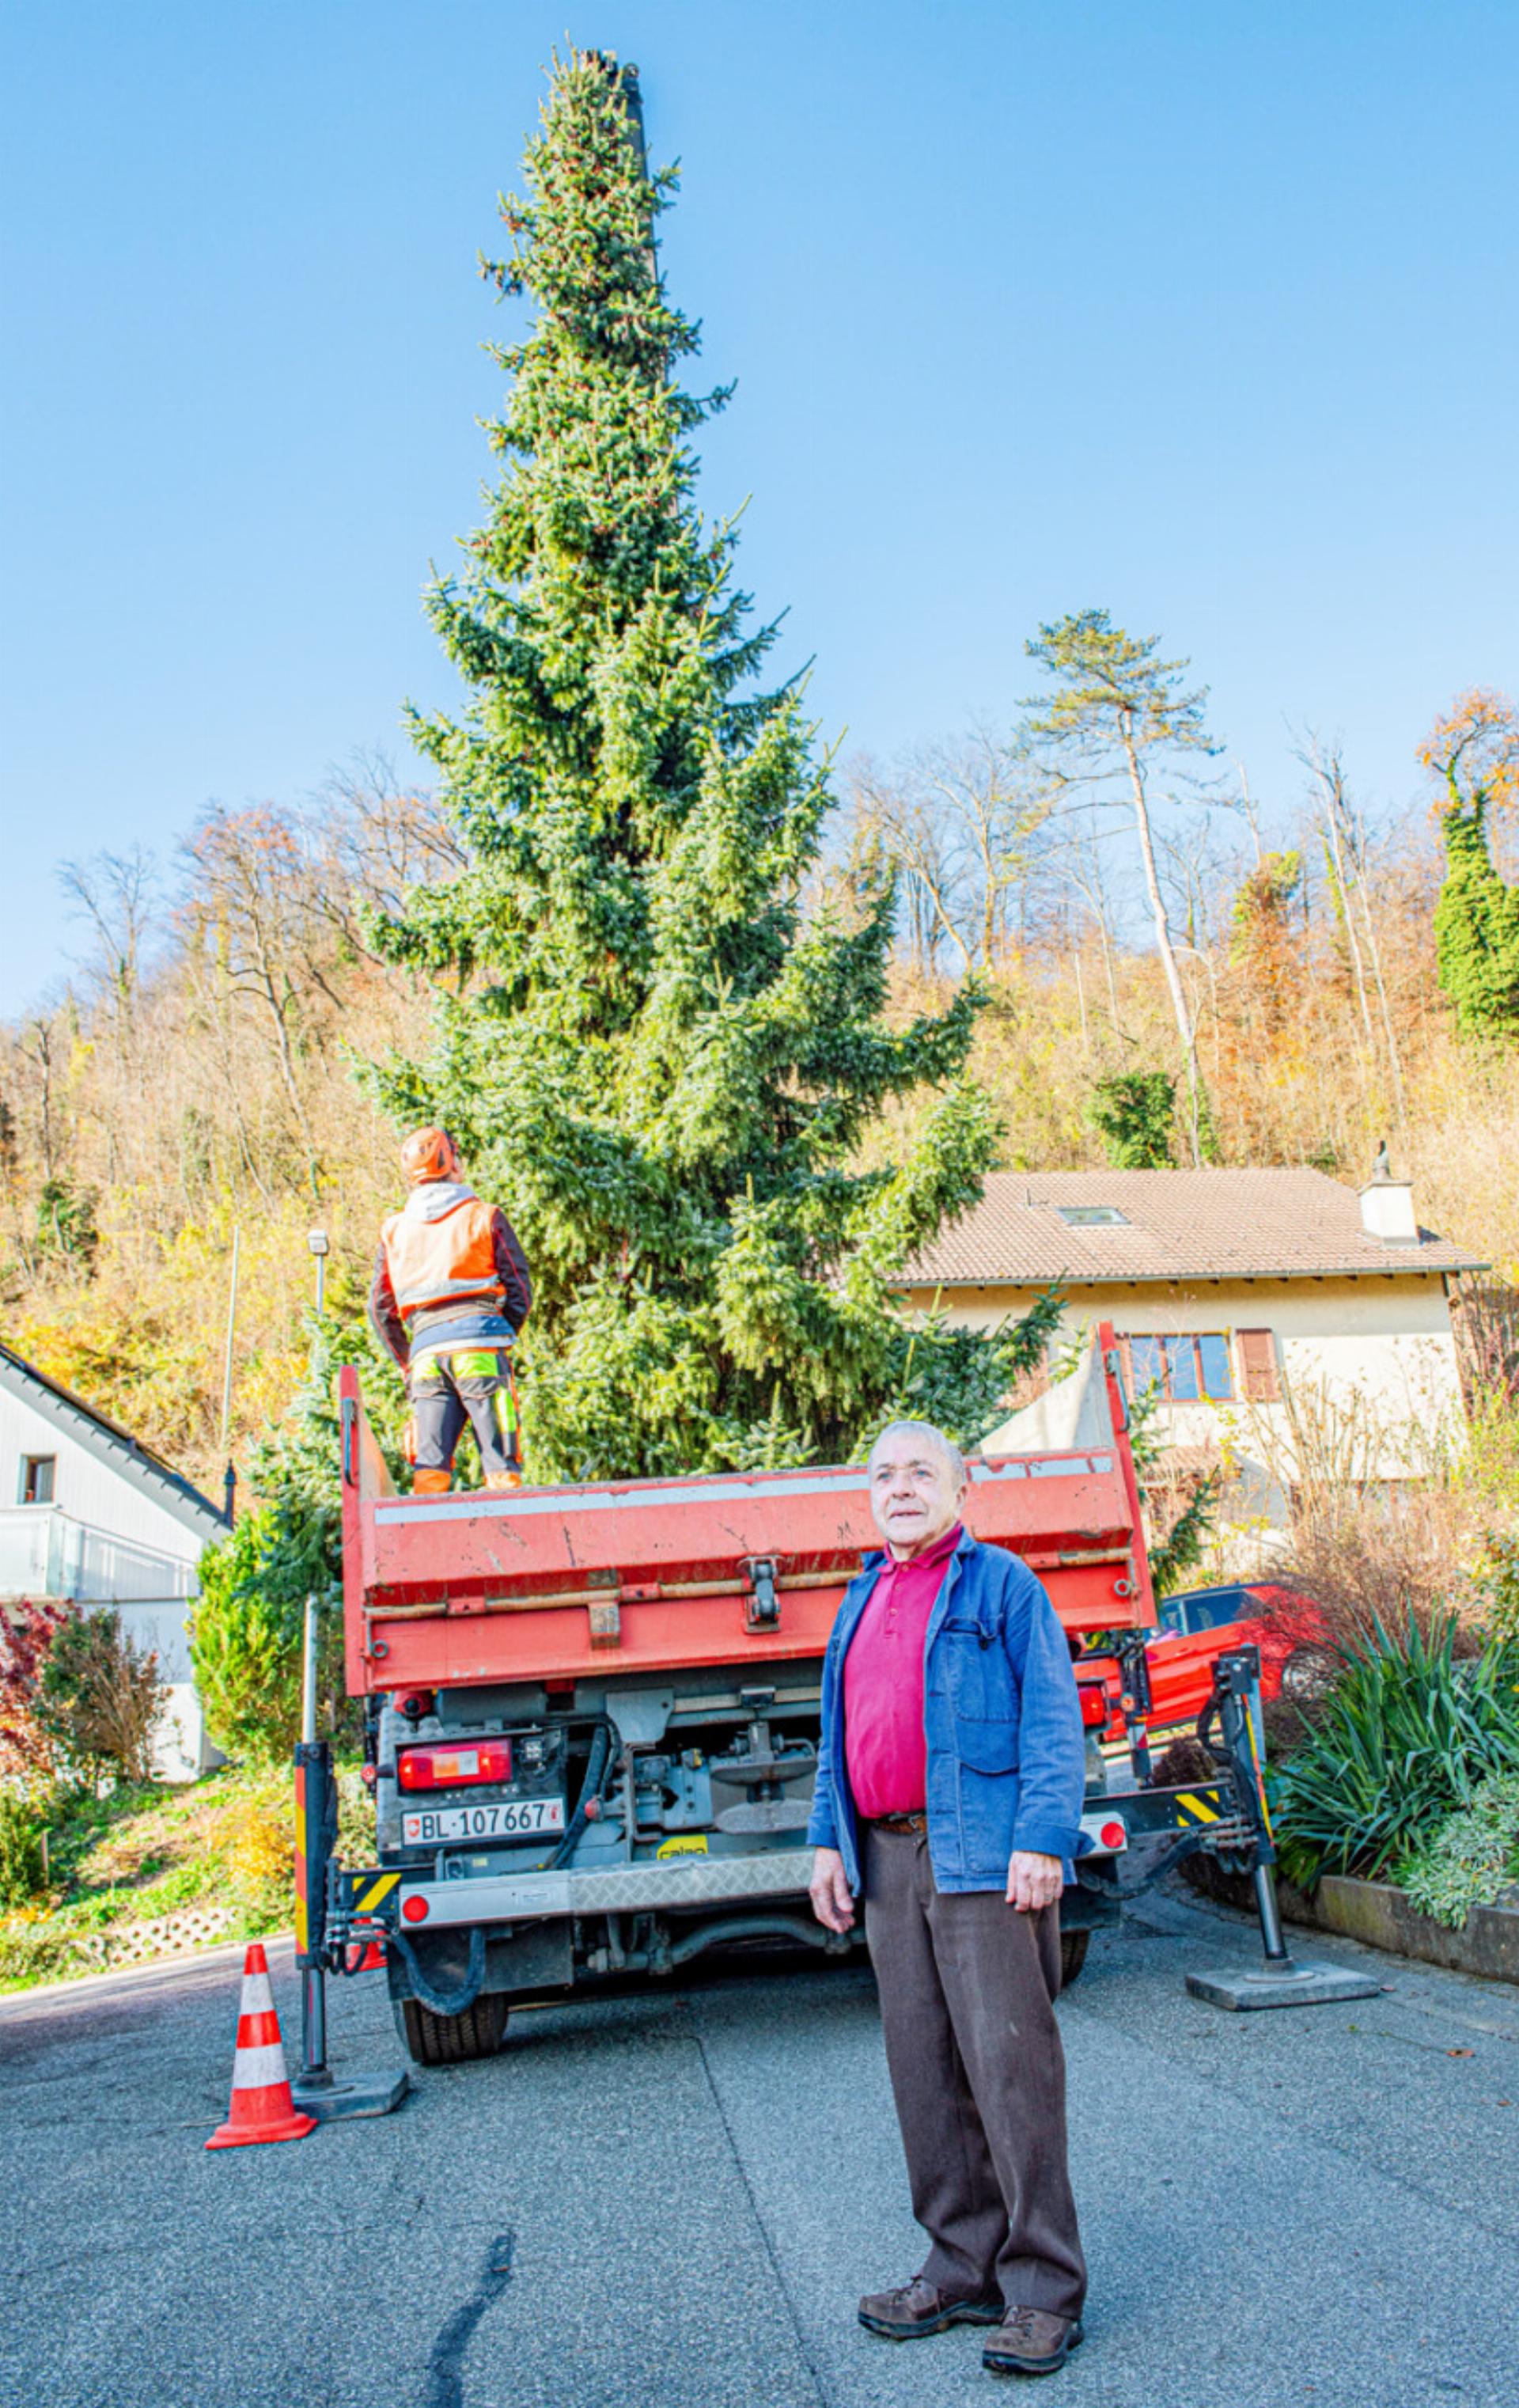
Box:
[870,1811,929,1835]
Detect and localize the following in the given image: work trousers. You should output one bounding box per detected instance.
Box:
[862,1823,1086,2319]
[408,1348,520,1478]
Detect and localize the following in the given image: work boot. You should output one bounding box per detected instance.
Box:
[858,2277,1002,2340]
[983,2307,1085,2377]
[483,1469,522,1492]
[411,1467,451,1496]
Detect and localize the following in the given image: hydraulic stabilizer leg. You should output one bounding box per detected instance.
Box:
[290,1595,410,2119]
[1184,1644,1380,2012]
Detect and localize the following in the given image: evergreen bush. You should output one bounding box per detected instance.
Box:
[189,1510,305,1760]
[1086,1071,1176,1169]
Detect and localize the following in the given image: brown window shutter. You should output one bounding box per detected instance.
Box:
[1236,1328,1279,1401]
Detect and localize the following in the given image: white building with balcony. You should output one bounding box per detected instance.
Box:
[0,1343,226,1778]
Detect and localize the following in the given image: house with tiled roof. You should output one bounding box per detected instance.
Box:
[893,1165,1486,1538]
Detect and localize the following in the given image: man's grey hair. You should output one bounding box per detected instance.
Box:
[868,1420,968,1488]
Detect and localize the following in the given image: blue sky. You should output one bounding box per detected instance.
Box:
[3,0,1516,1012]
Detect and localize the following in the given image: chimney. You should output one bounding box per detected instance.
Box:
[1359,1148,1419,1246]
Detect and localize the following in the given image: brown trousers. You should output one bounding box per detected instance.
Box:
[862,1823,1086,2319]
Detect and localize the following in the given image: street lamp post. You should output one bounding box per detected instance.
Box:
[307,1227,330,1318]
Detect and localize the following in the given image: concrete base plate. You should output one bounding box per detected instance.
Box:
[292,2067,411,2120]
[1185,1959,1383,2012]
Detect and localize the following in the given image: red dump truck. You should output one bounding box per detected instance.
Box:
[305,1327,1269,2067]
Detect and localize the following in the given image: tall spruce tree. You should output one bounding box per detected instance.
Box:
[367,51,1053,1479]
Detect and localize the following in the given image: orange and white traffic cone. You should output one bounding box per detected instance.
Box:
[206,1943,318,2150]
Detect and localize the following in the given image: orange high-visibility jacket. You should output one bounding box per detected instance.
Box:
[380,1193,505,1324]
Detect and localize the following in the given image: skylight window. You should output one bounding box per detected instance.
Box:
[1055,1205,1129,1227]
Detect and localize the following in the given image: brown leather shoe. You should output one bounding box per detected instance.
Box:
[858,2277,1003,2339]
[983,2306,1085,2376]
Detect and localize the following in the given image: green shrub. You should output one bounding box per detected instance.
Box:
[1273,1615,1519,1890]
[0,1793,48,1908]
[35,1609,165,1787]
[1394,1773,1519,1928]
[189,1509,305,1759]
[0,1916,76,1989]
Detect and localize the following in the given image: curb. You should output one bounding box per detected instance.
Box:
[1183,1859,1519,1987]
[1282,1874,1519,1985]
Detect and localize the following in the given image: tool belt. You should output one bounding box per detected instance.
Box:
[870,1811,929,1836]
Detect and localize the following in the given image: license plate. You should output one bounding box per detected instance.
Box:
[401,1797,566,1845]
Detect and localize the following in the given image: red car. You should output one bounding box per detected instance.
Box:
[1078,1582,1335,1744]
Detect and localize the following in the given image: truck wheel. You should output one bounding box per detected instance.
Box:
[396,1993,509,2066]
[1059,1929,1090,1989]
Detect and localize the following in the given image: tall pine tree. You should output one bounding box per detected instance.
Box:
[369,51,1052,1479]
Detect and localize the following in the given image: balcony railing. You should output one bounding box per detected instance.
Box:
[0,1507,198,1604]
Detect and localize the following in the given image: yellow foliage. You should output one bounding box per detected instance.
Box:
[216,1797,294,1902]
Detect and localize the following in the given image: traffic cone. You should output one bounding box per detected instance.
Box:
[206,1943,317,2150]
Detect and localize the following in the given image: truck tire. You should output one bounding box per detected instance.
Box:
[396,1992,509,2066]
[1059,1928,1090,1989]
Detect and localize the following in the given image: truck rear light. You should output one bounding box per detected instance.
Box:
[400,1894,430,1924]
[397,1741,513,1791]
[1078,1685,1109,1727]
[1099,1818,1127,1851]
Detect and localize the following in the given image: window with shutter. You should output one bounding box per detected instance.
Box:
[1236,1328,1279,1401]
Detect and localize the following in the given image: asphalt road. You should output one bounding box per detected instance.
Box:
[4,1883,1519,2408]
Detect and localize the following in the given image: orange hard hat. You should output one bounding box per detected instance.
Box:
[400,1124,460,1185]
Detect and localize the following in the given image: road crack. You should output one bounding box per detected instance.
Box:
[421,2230,515,2408]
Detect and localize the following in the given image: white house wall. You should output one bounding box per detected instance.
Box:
[903,1273,1468,1528]
[0,1388,206,1568]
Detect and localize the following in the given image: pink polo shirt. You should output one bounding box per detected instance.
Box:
[843,1523,964,1820]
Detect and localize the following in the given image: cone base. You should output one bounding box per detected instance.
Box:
[206,2107,317,2149]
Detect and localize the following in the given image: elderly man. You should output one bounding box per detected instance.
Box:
[807,1418,1089,2380]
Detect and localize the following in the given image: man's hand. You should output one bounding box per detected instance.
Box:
[1006,1849,1063,1913]
[809,1847,856,1933]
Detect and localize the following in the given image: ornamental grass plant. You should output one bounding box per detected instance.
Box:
[1271,1614,1519,1891]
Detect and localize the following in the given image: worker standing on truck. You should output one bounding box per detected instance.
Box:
[368,1125,532,1496]
[807,1418,1089,2380]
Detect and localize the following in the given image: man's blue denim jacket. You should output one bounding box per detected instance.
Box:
[805,1527,1087,1894]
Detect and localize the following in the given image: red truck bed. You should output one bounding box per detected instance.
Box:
[338,1330,1154,1696]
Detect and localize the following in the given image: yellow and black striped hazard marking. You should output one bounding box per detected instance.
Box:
[341,1870,402,1917]
[1173,1788,1224,1826]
